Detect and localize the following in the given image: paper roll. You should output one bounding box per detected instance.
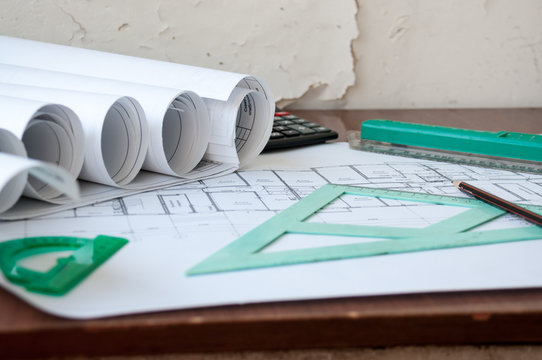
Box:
[0,35,274,167]
[0,84,148,187]
[0,95,83,202]
[0,152,79,214]
[0,64,209,177]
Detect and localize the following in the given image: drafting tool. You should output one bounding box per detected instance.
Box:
[188,184,542,275]
[0,235,128,296]
[454,181,542,226]
[347,120,542,174]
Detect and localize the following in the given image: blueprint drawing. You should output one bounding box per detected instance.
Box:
[1,147,541,243]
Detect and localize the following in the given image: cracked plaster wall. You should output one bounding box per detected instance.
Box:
[293,0,542,109]
[0,0,541,109]
[0,0,358,106]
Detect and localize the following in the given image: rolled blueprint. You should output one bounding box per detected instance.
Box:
[0,83,148,187]
[0,95,83,202]
[0,64,210,177]
[0,35,274,169]
[0,152,79,215]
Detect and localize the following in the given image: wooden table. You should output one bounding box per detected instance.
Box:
[1,109,541,359]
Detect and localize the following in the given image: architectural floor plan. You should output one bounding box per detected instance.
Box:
[2,145,541,242]
[0,143,541,319]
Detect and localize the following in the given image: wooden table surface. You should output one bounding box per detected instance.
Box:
[1,108,541,359]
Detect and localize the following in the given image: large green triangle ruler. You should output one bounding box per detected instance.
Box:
[188,184,542,275]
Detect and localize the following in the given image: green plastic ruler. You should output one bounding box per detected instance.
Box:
[188,184,542,275]
[0,235,128,296]
[347,120,542,174]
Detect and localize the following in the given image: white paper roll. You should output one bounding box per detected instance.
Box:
[0,35,274,167]
[0,95,83,202]
[0,152,79,214]
[0,84,148,187]
[0,64,209,177]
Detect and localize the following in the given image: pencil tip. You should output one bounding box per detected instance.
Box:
[452,180,461,187]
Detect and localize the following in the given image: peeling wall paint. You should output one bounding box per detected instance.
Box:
[0,0,541,109]
[293,0,542,109]
[0,0,358,105]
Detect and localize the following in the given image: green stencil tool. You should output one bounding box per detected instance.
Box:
[0,235,128,296]
[188,184,542,275]
[347,120,542,174]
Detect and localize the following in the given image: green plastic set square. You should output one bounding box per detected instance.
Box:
[0,235,127,296]
[189,121,542,274]
[188,184,542,275]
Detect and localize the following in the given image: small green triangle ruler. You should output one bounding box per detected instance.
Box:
[188,184,542,275]
[0,235,128,296]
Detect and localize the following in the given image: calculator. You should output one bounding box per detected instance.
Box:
[263,108,338,151]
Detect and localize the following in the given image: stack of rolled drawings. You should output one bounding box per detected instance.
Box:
[0,35,274,220]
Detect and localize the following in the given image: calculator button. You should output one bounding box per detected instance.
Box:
[282,130,300,137]
[270,132,285,139]
[282,115,299,120]
[288,124,316,134]
[266,108,339,151]
[276,120,295,126]
[313,126,332,133]
[273,126,288,131]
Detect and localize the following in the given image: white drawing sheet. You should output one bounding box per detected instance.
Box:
[0,143,541,319]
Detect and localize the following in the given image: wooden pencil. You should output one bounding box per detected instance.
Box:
[453,180,542,226]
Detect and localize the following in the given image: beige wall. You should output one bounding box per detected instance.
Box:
[1,0,541,109]
[299,0,542,110]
